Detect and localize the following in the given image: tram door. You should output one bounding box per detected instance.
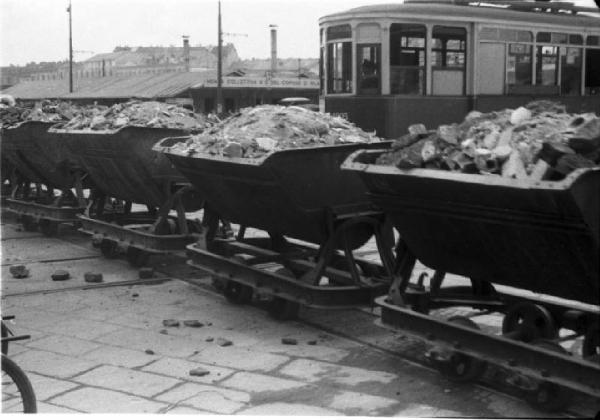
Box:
[477,43,505,94]
[357,44,381,94]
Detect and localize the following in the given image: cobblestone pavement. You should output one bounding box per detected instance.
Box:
[1,211,597,416]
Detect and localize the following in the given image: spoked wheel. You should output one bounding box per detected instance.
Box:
[582,323,600,362]
[20,216,37,232]
[38,219,58,237]
[99,239,119,259]
[267,268,300,321]
[435,316,487,383]
[1,354,37,413]
[502,302,557,342]
[223,280,253,305]
[524,340,572,413]
[126,246,150,267]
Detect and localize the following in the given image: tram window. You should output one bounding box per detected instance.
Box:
[327,25,352,41]
[320,47,324,96]
[552,33,568,44]
[560,48,582,95]
[327,41,352,93]
[507,44,533,86]
[536,46,558,86]
[390,24,426,94]
[587,36,600,46]
[357,44,381,94]
[585,49,600,95]
[537,32,551,43]
[432,26,466,95]
[569,35,583,45]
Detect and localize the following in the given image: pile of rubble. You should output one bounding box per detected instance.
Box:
[0,100,78,129]
[176,105,379,158]
[55,100,215,132]
[0,100,215,132]
[376,101,600,180]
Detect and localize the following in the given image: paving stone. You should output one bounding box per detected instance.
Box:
[72,365,181,398]
[251,338,349,363]
[221,371,308,393]
[142,357,234,384]
[164,405,213,414]
[328,390,399,415]
[12,349,99,379]
[279,358,398,386]
[51,269,70,281]
[26,334,101,357]
[94,327,205,358]
[48,387,167,413]
[35,317,123,341]
[81,345,159,368]
[36,401,82,413]
[190,346,289,372]
[26,372,79,401]
[236,402,343,416]
[155,382,250,414]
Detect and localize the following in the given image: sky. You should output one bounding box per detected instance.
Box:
[1,0,598,66]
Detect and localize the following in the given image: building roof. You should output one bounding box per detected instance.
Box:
[1,71,215,100]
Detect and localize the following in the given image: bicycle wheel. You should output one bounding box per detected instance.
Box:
[2,354,37,413]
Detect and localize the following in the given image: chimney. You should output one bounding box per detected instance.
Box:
[270,25,278,75]
[182,35,190,72]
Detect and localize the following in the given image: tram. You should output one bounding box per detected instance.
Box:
[319,0,600,138]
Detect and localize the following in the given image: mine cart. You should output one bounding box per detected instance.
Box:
[54,126,204,265]
[155,138,396,320]
[343,148,600,412]
[1,121,88,235]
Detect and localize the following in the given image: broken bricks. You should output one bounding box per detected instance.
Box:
[9,265,29,279]
[377,100,600,180]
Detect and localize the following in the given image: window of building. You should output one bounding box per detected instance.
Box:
[560,47,582,95]
[327,41,352,93]
[390,23,426,94]
[357,44,381,94]
[536,45,558,86]
[507,43,532,86]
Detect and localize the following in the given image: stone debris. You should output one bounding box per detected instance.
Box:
[55,100,216,132]
[84,272,103,283]
[51,269,70,281]
[162,319,180,327]
[168,105,381,159]
[216,338,233,347]
[145,349,155,355]
[376,101,600,180]
[307,340,317,346]
[183,320,204,328]
[9,265,29,279]
[206,337,214,342]
[0,99,216,133]
[159,329,169,335]
[189,367,210,377]
[281,338,298,345]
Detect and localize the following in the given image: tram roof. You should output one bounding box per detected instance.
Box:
[319,1,600,28]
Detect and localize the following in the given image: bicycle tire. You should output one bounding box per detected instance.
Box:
[1,322,8,355]
[1,354,37,413]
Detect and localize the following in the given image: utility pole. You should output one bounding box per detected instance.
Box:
[216,0,223,114]
[67,1,73,93]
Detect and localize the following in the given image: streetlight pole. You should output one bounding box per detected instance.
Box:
[67,0,73,93]
[216,0,223,115]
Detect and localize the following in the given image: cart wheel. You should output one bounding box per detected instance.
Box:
[20,216,37,232]
[126,247,150,267]
[267,297,300,321]
[524,340,572,412]
[436,316,487,383]
[582,323,600,362]
[223,280,253,305]
[99,239,119,259]
[502,303,557,342]
[38,219,58,237]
